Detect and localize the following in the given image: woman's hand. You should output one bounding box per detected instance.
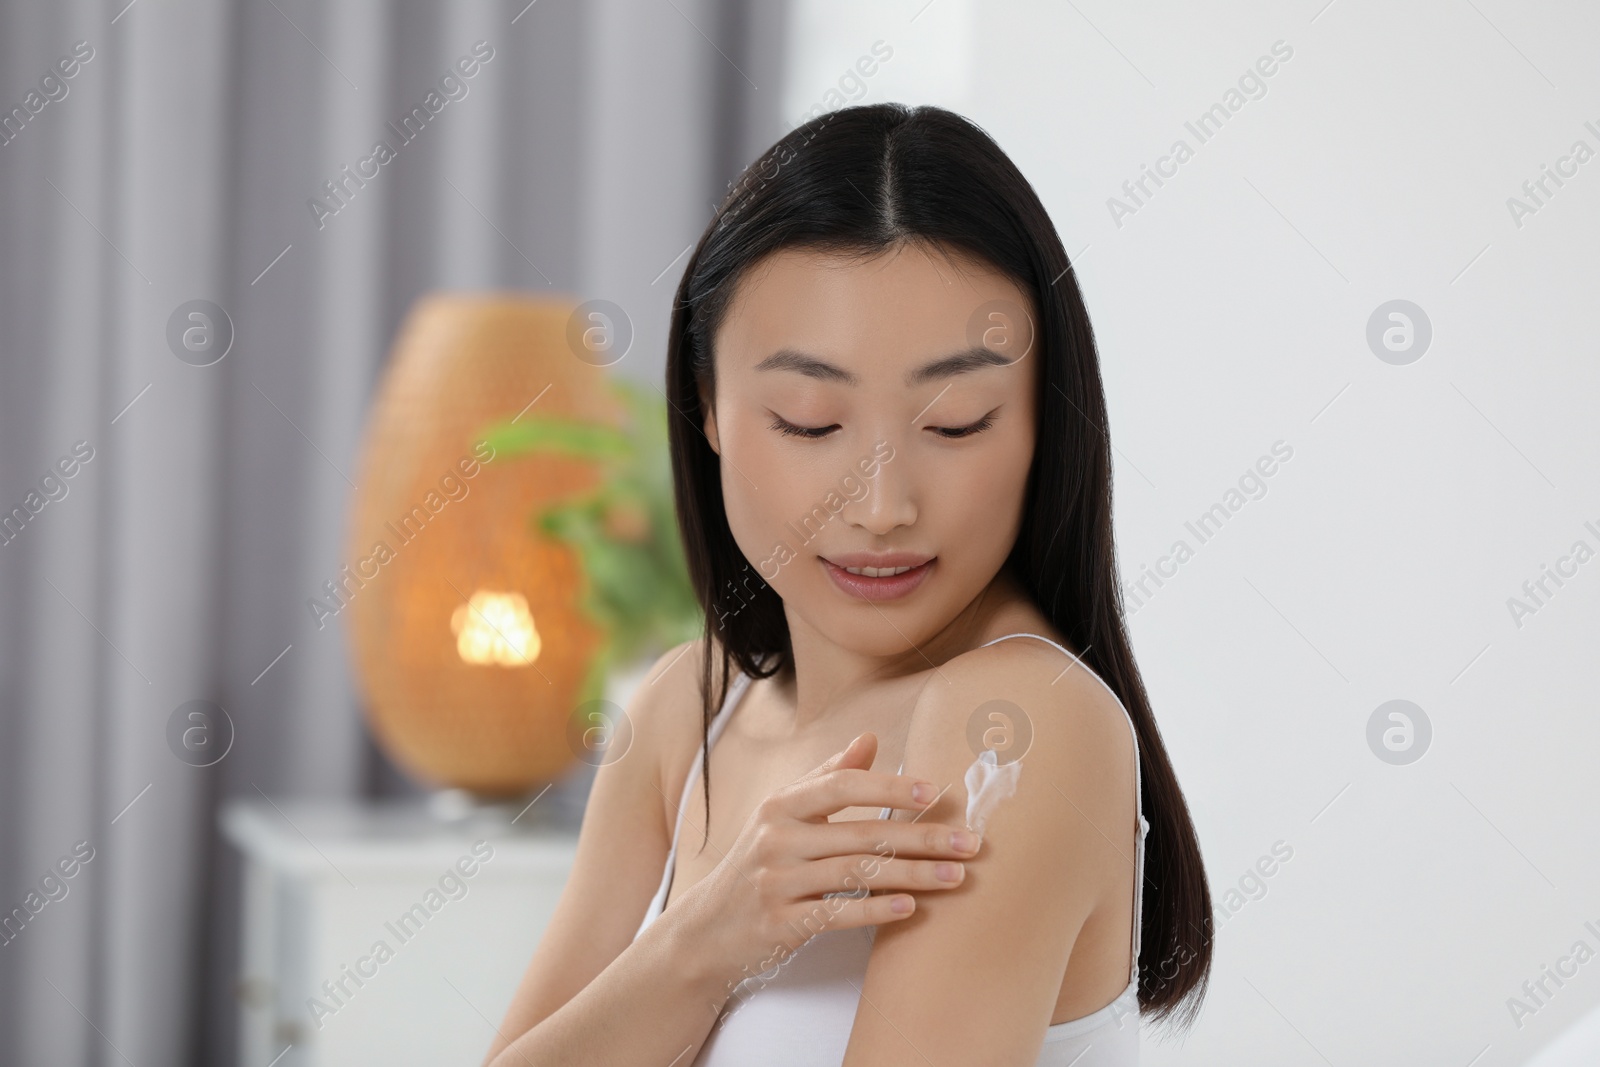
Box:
[675,732,982,987]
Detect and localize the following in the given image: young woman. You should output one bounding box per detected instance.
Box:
[485,103,1212,1066]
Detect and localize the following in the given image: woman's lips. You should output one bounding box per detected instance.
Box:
[821,557,935,602]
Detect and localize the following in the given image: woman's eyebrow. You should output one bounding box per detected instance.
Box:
[906,347,1016,386]
[751,348,859,384]
[753,346,1014,387]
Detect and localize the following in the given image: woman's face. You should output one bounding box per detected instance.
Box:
[702,241,1039,657]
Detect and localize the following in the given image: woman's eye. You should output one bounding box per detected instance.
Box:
[770,416,836,439]
[929,414,995,439]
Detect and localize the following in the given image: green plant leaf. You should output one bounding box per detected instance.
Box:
[476,375,705,691]
[482,419,633,460]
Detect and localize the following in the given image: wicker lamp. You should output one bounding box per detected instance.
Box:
[344,294,619,797]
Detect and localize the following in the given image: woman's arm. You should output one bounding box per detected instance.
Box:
[483,901,732,1067]
[481,635,984,1065]
[482,639,735,1066]
[842,641,1139,1066]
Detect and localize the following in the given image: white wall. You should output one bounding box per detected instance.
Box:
[785,2,1600,1063]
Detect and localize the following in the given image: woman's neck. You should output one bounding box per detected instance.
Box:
[775,567,1040,732]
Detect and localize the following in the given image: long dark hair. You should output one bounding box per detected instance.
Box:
[663,103,1211,1027]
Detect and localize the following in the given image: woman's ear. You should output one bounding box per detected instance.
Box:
[700,386,721,455]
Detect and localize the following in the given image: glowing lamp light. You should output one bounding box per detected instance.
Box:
[344,295,614,797]
[451,590,541,667]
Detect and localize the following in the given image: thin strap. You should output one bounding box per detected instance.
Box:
[979,632,1149,984]
[665,672,756,859]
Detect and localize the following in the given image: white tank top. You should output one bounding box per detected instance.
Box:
[632,632,1150,1065]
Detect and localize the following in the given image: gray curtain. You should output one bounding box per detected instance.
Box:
[0,0,785,1062]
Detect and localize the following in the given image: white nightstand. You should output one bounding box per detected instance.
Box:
[221,793,583,1067]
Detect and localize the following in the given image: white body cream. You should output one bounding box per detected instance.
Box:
[963,749,1022,837]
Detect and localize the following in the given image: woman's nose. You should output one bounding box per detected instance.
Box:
[843,438,916,535]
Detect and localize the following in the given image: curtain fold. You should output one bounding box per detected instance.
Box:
[0,0,775,1062]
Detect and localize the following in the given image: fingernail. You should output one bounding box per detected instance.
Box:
[912,783,937,805]
[952,831,979,853]
[891,895,914,914]
[935,862,963,883]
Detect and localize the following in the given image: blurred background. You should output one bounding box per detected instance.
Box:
[1,0,1597,1064]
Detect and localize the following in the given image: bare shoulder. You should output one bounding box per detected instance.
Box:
[847,634,1140,1061]
[615,636,724,838]
[484,635,718,1046]
[615,637,711,806]
[564,634,710,868]
[904,633,1137,822]
[898,632,1140,899]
